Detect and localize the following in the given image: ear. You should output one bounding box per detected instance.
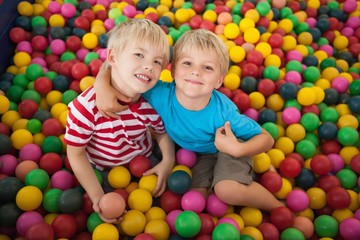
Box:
[214,74,225,89]
[107,48,116,67]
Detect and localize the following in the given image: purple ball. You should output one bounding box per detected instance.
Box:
[176,148,197,168]
[206,193,228,217]
[0,154,18,175]
[286,189,310,212]
[16,211,43,236]
[19,143,42,162]
[181,190,206,213]
[340,218,360,240]
[51,170,74,190]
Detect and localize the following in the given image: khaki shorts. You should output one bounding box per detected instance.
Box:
[191,152,254,189]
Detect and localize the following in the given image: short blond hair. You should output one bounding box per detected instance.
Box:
[171,29,229,75]
[107,18,170,68]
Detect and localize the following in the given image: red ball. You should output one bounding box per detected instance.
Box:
[74,16,90,31]
[129,155,152,178]
[350,154,360,174]
[81,9,96,23]
[310,154,332,176]
[145,12,159,23]
[18,99,38,119]
[114,188,130,209]
[82,193,94,214]
[69,80,81,94]
[31,35,48,52]
[270,206,295,232]
[260,171,282,193]
[34,76,53,95]
[134,233,155,240]
[25,222,54,240]
[160,190,182,213]
[257,79,276,97]
[286,152,304,167]
[321,140,341,154]
[9,27,27,43]
[66,35,82,52]
[241,62,259,78]
[0,122,10,136]
[88,59,103,76]
[246,50,264,66]
[232,92,250,112]
[42,118,65,136]
[301,104,320,115]
[52,214,77,239]
[241,2,255,16]
[216,87,233,99]
[95,10,107,21]
[258,222,280,240]
[192,0,206,14]
[45,54,60,68]
[74,232,92,240]
[39,152,63,175]
[59,61,74,78]
[317,175,341,192]
[279,157,301,178]
[198,213,215,236]
[268,33,283,48]
[326,187,351,209]
[72,209,88,233]
[71,62,89,80]
[200,20,215,32]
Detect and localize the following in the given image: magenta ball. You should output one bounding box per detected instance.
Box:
[16,211,43,236]
[122,5,137,18]
[319,44,334,57]
[206,193,228,217]
[286,50,303,62]
[284,71,302,85]
[327,153,345,174]
[286,189,310,212]
[61,3,77,18]
[50,39,66,55]
[217,217,240,232]
[0,154,18,175]
[17,41,33,54]
[181,190,206,213]
[176,148,197,168]
[243,108,259,121]
[19,143,42,162]
[51,170,74,190]
[355,209,360,220]
[282,107,301,125]
[343,0,357,13]
[104,19,115,31]
[340,218,360,240]
[331,77,350,93]
[166,209,182,234]
[76,48,89,61]
[48,1,61,13]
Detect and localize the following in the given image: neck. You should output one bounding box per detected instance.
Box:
[175,89,210,111]
[110,76,140,103]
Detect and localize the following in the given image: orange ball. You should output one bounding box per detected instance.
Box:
[99,192,126,219]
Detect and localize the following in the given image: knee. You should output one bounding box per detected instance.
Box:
[213,182,237,205]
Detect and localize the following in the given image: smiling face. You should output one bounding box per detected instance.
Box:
[107,40,165,100]
[173,47,225,110]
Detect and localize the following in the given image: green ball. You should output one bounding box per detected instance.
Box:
[45,71,57,80]
[13,74,30,89]
[25,169,50,191]
[294,22,309,34]
[287,14,299,27]
[349,80,360,96]
[280,228,305,240]
[84,52,99,65]
[336,168,358,189]
[286,60,303,73]
[262,122,279,140]
[320,107,339,123]
[314,215,338,238]
[115,15,128,25]
[87,212,104,233]
[256,1,271,16]
[31,16,47,28]
[263,66,280,81]
[337,126,359,146]
[21,89,41,104]
[212,223,240,240]
[284,99,302,110]
[296,140,317,159]
[305,132,320,147]
[43,188,63,213]
[62,90,79,105]
[26,63,44,81]
[300,112,320,132]
[60,51,77,62]
[279,7,293,18]
[303,66,320,82]
[240,235,254,240]
[41,136,63,154]
[6,85,25,103]
[26,119,42,134]
[175,211,201,238]
[320,58,336,70]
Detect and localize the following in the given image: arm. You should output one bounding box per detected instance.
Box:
[214,121,274,158]
[66,145,117,223]
[93,62,130,118]
[143,133,175,197]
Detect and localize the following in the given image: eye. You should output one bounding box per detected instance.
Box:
[134,53,143,58]
[154,60,162,66]
[204,65,214,71]
[182,61,191,66]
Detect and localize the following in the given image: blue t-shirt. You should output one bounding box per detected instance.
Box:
[143,81,261,154]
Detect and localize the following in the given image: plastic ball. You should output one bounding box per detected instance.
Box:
[25,222,55,240]
[52,213,77,239]
[167,170,192,195]
[15,160,39,182]
[39,152,63,175]
[212,223,240,240]
[296,140,317,159]
[51,170,74,190]
[0,177,24,203]
[279,156,302,178]
[206,193,228,217]
[128,188,152,213]
[160,190,182,213]
[166,209,182,234]
[108,166,131,189]
[327,187,351,210]
[43,188,62,213]
[139,174,158,193]
[239,207,262,228]
[119,209,147,236]
[314,215,338,238]
[336,168,358,189]
[19,143,42,162]
[270,206,295,231]
[0,154,18,176]
[25,168,50,191]
[310,154,332,176]
[129,155,151,178]
[286,189,310,212]
[339,217,360,240]
[16,185,43,211]
[337,126,359,146]
[16,211,43,237]
[41,135,63,154]
[258,222,279,240]
[260,171,282,193]
[58,188,83,213]
[280,227,305,240]
[144,219,170,240]
[282,107,301,125]
[92,223,119,240]
[175,211,201,238]
[176,148,197,168]
[181,190,206,213]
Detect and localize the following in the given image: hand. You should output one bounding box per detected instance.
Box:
[215,121,243,157]
[93,202,125,224]
[143,161,172,197]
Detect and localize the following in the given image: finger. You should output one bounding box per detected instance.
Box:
[98,110,110,118]
[105,111,120,119]
[224,121,231,132]
[142,168,155,176]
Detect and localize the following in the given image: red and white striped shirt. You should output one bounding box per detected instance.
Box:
[64,86,165,168]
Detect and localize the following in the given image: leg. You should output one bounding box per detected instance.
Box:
[214,180,284,212]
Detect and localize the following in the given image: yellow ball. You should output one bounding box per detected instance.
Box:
[156,5,170,16]
[223,23,240,39]
[144,219,170,240]
[249,92,265,110]
[239,207,263,227]
[229,46,246,63]
[239,18,255,32]
[282,35,297,51]
[275,136,295,156]
[278,19,293,33]
[0,95,10,114]
[160,69,173,82]
[59,110,69,128]
[48,14,65,27]
[82,33,98,49]
[266,94,284,111]
[255,42,272,58]
[91,24,106,36]
[333,35,349,50]
[139,174,158,193]
[264,54,281,67]
[119,210,147,236]
[286,124,306,143]
[93,223,119,240]
[13,52,31,67]
[172,165,192,177]
[16,186,43,211]
[314,50,329,64]
[46,90,62,107]
[295,44,309,57]
[145,206,167,222]
[0,234,11,240]
[125,182,139,194]
[17,1,34,16]
[240,226,263,240]
[244,28,260,44]
[33,132,45,146]
[128,188,153,212]
[307,0,320,9]
[297,87,316,106]
[51,102,68,119]
[315,78,331,89]
[223,213,245,229]
[312,86,325,104]
[80,76,95,92]
[175,8,190,23]
[297,32,313,46]
[306,187,327,209]
[296,208,314,221]
[203,10,217,23]
[252,152,271,173]
[244,9,260,23]
[12,119,28,131]
[267,148,285,168]
[337,114,359,129]
[339,146,359,165]
[108,166,131,189]
[274,177,292,199]
[11,129,33,150]
[321,67,339,82]
[223,73,240,91]
[347,190,359,212]
[228,65,241,76]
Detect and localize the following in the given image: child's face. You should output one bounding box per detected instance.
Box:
[173,48,224,101]
[107,40,165,98]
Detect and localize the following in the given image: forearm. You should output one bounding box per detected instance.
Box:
[233,131,274,157]
[154,133,175,166]
[94,62,111,87]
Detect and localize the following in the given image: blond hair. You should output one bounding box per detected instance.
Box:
[171,29,229,75]
[107,18,170,68]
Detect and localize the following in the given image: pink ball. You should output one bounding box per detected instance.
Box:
[104,18,115,31]
[31,58,47,68]
[47,1,61,14]
[327,153,345,174]
[343,0,357,13]
[341,27,354,38]
[286,189,310,212]
[331,76,350,93]
[286,50,303,62]
[17,41,33,54]
[355,209,360,220]
[319,44,334,57]
[181,190,206,213]
[76,48,90,61]
[282,107,301,125]
[19,144,42,162]
[339,218,360,239]
[305,18,317,28]
[166,209,182,234]
[122,5,137,18]
[176,148,197,168]
[51,170,74,190]
[61,3,77,18]
[243,108,259,122]
[0,154,18,175]
[346,16,360,29]
[217,217,240,232]
[16,211,43,237]
[50,39,66,55]
[284,71,302,85]
[206,193,228,217]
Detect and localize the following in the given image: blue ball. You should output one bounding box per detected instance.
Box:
[318,122,338,140]
[167,170,192,195]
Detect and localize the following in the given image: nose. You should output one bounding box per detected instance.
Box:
[191,70,200,76]
[144,65,153,72]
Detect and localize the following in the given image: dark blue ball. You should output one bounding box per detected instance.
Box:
[167,171,192,195]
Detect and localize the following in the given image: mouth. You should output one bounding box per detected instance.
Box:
[185,79,202,85]
[135,74,151,83]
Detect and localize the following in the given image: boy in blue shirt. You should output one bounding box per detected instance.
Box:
[94,29,284,211]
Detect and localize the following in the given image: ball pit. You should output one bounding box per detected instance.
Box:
[0,0,360,239]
